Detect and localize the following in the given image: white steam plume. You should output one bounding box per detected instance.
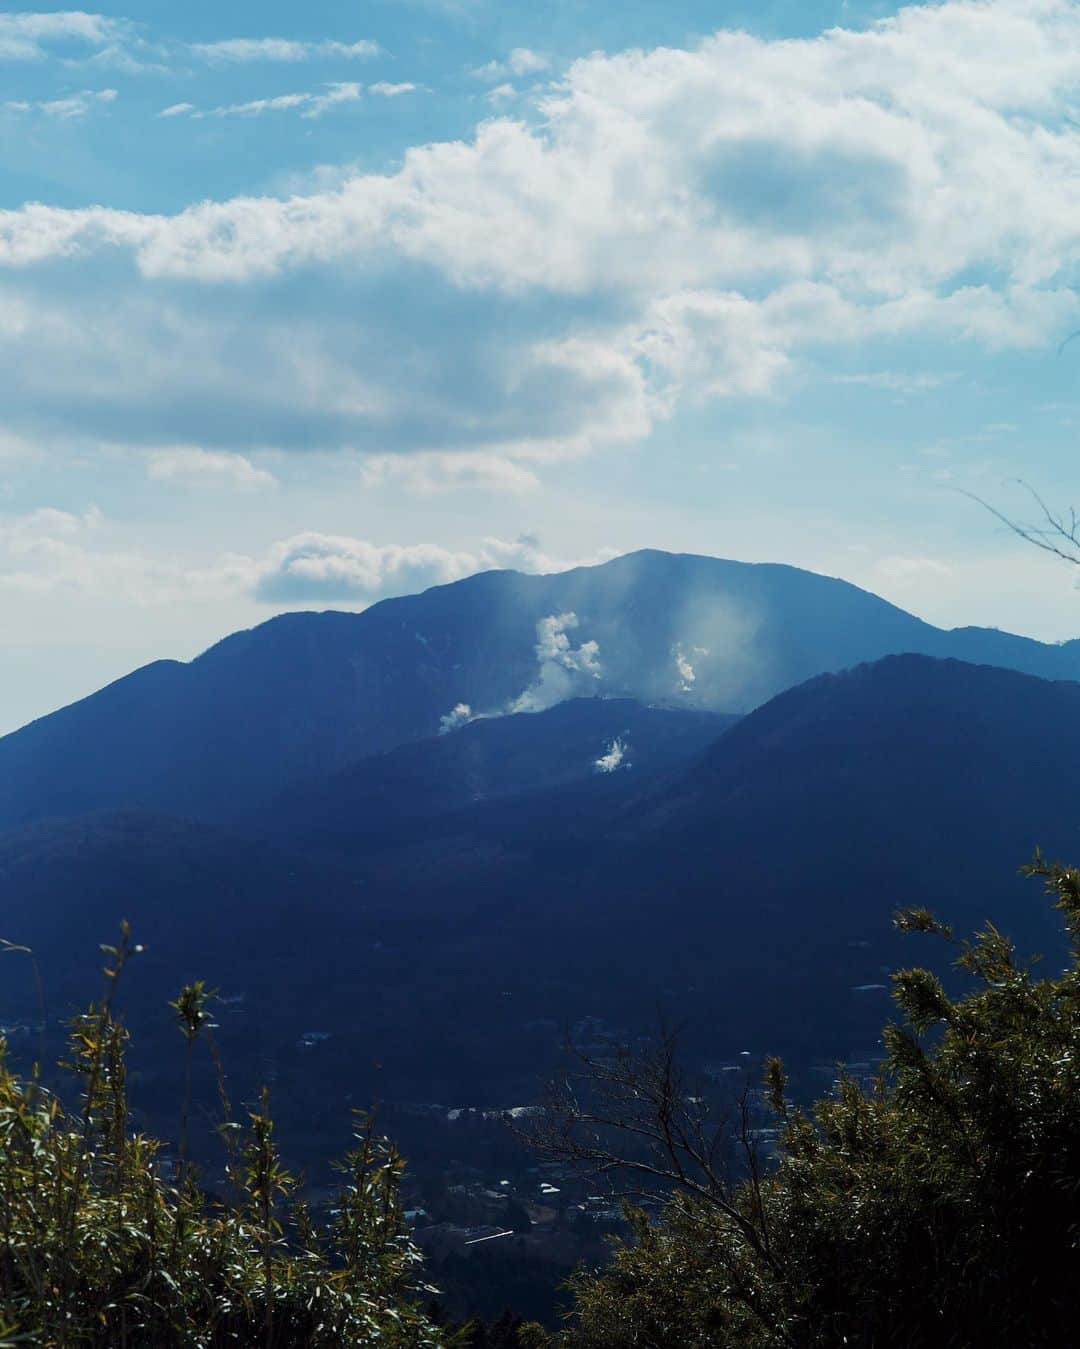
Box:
[674,643,709,693]
[509,612,602,714]
[594,737,628,774]
[439,702,475,735]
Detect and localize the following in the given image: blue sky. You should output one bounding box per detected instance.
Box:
[1,0,1079,730]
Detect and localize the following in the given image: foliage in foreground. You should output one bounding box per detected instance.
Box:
[537,856,1080,1348]
[0,930,450,1348]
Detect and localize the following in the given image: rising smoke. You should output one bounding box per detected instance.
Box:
[508,612,602,714]
[673,643,709,693]
[438,702,475,735]
[594,736,628,774]
[436,612,603,735]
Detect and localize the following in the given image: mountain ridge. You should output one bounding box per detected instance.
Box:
[2,549,1079,834]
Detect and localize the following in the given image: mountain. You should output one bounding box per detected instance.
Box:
[323,655,1080,1076]
[622,652,1080,949]
[5,653,1080,1139]
[1,550,1079,832]
[258,697,736,855]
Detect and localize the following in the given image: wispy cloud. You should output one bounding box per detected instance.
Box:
[0,11,127,62]
[186,82,364,120]
[147,448,277,490]
[370,81,416,97]
[359,452,539,494]
[473,47,548,81]
[830,371,957,396]
[190,37,378,64]
[2,87,117,118]
[157,101,194,119]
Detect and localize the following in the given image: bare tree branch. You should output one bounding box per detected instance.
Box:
[518,1026,798,1343]
[961,481,1080,567]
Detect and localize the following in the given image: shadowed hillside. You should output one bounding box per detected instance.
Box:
[259,697,736,854]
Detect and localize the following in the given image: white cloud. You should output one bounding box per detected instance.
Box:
[253,534,475,602]
[0,505,206,604]
[251,533,607,605]
[0,513,608,621]
[3,87,116,119]
[369,81,416,97]
[875,555,953,581]
[0,12,127,61]
[4,0,1069,297]
[0,12,159,72]
[474,47,549,81]
[359,452,540,493]
[196,82,363,120]
[13,1,1069,307]
[1,3,1080,465]
[147,448,277,489]
[191,37,378,63]
[830,370,956,396]
[158,102,194,119]
[508,48,548,76]
[1,505,102,547]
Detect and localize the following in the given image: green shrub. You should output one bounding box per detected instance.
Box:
[541,856,1080,1347]
[0,926,451,1348]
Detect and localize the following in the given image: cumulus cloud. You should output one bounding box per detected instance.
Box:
[191,37,378,63]
[594,736,627,773]
[254,535,477,603]
[7,2,1079,301]
[508,612,602,714]
[147,448,277,489]
[1,3,1079,463]
[0,513,608,620]
[251,533,605,605]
